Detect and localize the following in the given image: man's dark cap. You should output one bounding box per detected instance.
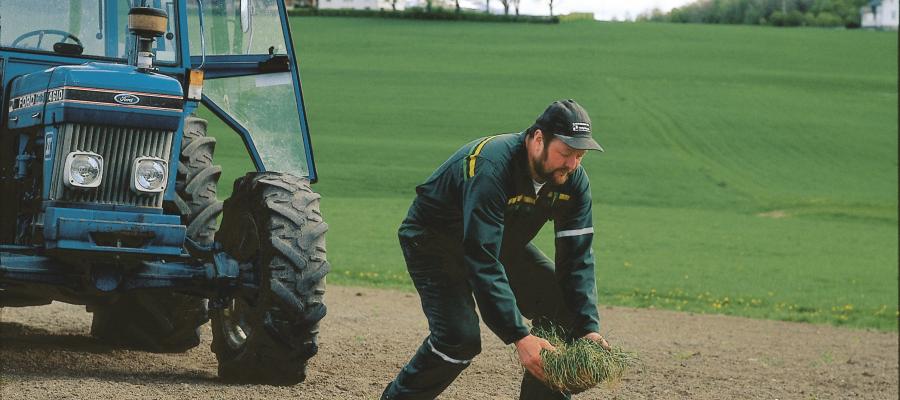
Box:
[535,99,604,152]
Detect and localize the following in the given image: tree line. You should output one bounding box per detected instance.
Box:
[288,0,559,23]
[408,1,539,16]
[297,1,557,17]
[637,0,871,28]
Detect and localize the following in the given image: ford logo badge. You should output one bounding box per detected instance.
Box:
[114,93,140,105]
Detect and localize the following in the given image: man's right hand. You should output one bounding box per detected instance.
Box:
[514,334,556,382]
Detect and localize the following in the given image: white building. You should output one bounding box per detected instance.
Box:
[861,0,899,29]
[318,0,406,11]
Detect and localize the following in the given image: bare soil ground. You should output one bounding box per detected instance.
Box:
[1,285,897,399]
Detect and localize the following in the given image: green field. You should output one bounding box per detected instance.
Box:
[204,18,898,330]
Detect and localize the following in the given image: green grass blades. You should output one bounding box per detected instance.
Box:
[534,325,638,394]
[206,17,898,330]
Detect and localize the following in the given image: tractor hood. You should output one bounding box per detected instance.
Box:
[7,63,184,130]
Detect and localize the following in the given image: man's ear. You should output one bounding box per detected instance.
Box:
[533,129,544,146]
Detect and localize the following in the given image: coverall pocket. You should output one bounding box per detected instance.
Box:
[401,235,465,283]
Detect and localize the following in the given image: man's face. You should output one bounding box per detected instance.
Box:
[532,135,586,185]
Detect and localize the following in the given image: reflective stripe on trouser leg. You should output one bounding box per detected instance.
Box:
[381,338,471,400]
[428,339,471,365]
[555,227,593,238]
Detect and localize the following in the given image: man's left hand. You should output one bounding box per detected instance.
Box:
[582,332,611,350]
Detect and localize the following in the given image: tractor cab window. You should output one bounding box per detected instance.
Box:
[187,0,287,56]
[187,0,312,177]
[0,0,178,64]
[0,0,104,56]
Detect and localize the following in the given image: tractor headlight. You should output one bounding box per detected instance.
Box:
[132,157,168,193]
[64,152,103,188]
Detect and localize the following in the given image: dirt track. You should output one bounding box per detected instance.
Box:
[1,285,897,399]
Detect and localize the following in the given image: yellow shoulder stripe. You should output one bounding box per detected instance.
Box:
[466,135,499,178]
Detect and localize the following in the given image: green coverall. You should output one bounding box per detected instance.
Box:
[382,132,601,400]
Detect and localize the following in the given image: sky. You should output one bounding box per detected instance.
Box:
[449,1,697,21]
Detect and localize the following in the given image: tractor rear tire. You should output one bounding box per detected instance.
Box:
[170,116,224,247]
[211,172,329,385]
[89,116,221,352]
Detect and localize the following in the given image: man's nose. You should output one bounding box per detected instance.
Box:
[566,156,579,170]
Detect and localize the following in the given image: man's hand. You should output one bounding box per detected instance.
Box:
[515,334,556,382]
[582,332,611,350]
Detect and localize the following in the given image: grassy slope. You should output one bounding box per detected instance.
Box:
[205,18,897,330]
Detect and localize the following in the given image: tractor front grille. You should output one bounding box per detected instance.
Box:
[49,123,175,208]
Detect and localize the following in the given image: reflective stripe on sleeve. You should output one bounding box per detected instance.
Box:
[555,227,594,238]
[428,339,472,365]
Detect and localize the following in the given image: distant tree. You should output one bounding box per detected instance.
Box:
[500,0,511,15]
[390,0,399,11]
[486,0,491,13]
[455,0,461,13]
[812,11,842,26]
[512,0,521,15]
[548,0,554,17]
[638,8,667,22]
[431,0,455,11]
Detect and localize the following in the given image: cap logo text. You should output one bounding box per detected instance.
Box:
[572,122,591,133]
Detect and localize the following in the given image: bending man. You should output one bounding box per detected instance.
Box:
[382,99,610,400]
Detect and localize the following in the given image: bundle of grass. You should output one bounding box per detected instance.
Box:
[533,325,638,394]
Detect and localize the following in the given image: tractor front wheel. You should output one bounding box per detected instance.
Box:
[211,172,329,385]
[88,293,208,353]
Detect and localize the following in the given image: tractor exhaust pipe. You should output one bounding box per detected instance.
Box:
[128,7,168,70]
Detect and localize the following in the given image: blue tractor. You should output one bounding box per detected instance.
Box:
[0,0,328,384]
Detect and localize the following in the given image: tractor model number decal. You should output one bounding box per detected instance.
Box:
[46,88,65,103]
[9,90,46,112]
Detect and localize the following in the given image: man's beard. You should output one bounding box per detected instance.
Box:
[532,148,571,184]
